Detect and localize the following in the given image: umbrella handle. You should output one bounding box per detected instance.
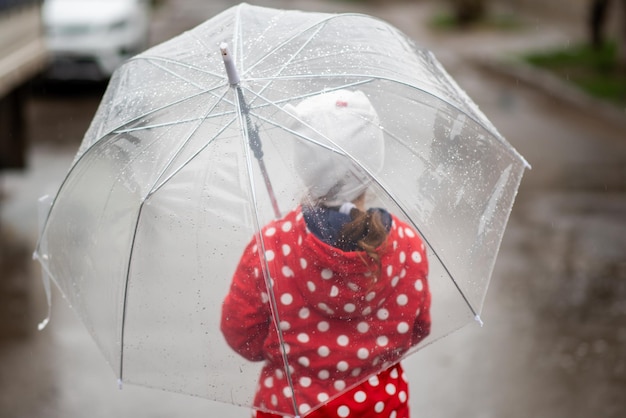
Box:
[221,44,281,219]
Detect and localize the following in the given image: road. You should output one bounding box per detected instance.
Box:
[1,1,625,417]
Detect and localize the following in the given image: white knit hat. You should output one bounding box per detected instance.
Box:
[285,90,385,206]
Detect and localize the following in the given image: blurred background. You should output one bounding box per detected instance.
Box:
[1,0,625,417]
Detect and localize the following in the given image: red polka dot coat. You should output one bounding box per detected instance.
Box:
[221,207,431,417]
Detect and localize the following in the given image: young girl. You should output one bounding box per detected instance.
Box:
[221,90,431,418]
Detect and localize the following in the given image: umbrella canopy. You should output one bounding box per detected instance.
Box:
[35,3,529,417]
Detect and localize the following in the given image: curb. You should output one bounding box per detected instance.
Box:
[473,57,626,133]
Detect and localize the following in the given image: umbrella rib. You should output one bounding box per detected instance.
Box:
[147,114,237,196]
[246,22,326,106]
[147,87,234,197]
[112,111,235,134]
[240,79,374,113]
[131,55,226,83]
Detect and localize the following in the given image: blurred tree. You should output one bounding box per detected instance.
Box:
[449,0,487,26]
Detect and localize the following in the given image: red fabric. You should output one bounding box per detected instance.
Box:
[255,364,410,418]
[221,207,430,417]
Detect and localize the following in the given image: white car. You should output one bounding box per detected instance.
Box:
[42,0,151,80]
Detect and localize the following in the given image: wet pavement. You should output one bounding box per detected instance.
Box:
[1,1,626,417]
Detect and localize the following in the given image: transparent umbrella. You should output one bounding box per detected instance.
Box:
[34,3,529,417]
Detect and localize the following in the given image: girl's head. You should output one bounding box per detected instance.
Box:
[285,89,384,206]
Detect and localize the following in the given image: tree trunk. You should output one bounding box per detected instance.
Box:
[618,0,626,71]
[450,0,486,26]
[589,0,611,48]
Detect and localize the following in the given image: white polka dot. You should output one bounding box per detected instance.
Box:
[299,404,311,414]
[330,285,339,297]
[390,411,397,418]
[264,377,273,388]
[282,244,291,256]
[334,380,346,391]
[385,383,397,395]
[393,240,398,250]
[337,405,350,417]
[318,346,330,357]
[397,294,408,306]
[279,321,290,330]
[254,268,260,278]
[280,293,293,305]
[376,336,389,347]
[261,292,269,303]
[351,367,362,377]
[399,251,406,263]
[265,250,275,261]
[390,368,399,379]
[275,369,284,379]
[415,279,424,291]
[299,307,310,319]
[357,348,369,359]
[271,394,278,406]
[368,375,379,386]
[297,333,309,343]
[405,228,415,237]
[377,308,389,320]
[252,244,258,253]
[318,370,330,379]
[362,307,372,316]
[391,276,400,287]
[321,269,333,279]
[307,281,316,292]
[400,268,407,278]
[318,321,330,332]
[300,377,312,387]
[366,291,376,301]
[337,361,349,371]
[318,303,334,314]
[265,227,276,236]
[282,266,294,277]
[318,392,329,402]
[347,282,359,291]
[283,386,293,398]
[354,391,367,403]
[337,335,349,346]
[399,228,404,238]
[398,390,407,403]
[296,356,310,367]
[375,401,385,413]
[411,251,422,263]
[397,322,410,334]
[344,303,356,313]
[357,322,369,333]
[387,265,393,277]
[282,221,292,232]
[300,258,307,269]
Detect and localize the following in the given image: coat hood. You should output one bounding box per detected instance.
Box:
[292,208,396,319]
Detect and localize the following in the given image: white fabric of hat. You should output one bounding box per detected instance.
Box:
[285,90,384,207]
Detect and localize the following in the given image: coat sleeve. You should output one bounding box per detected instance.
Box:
[220,239,271,362]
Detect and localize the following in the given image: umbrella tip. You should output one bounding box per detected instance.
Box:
[474,314,484,327]
[220,43,240,86]
[117,379,123,390]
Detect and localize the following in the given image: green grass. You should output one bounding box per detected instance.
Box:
[523,42,626,107]
[430,11,524,31]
